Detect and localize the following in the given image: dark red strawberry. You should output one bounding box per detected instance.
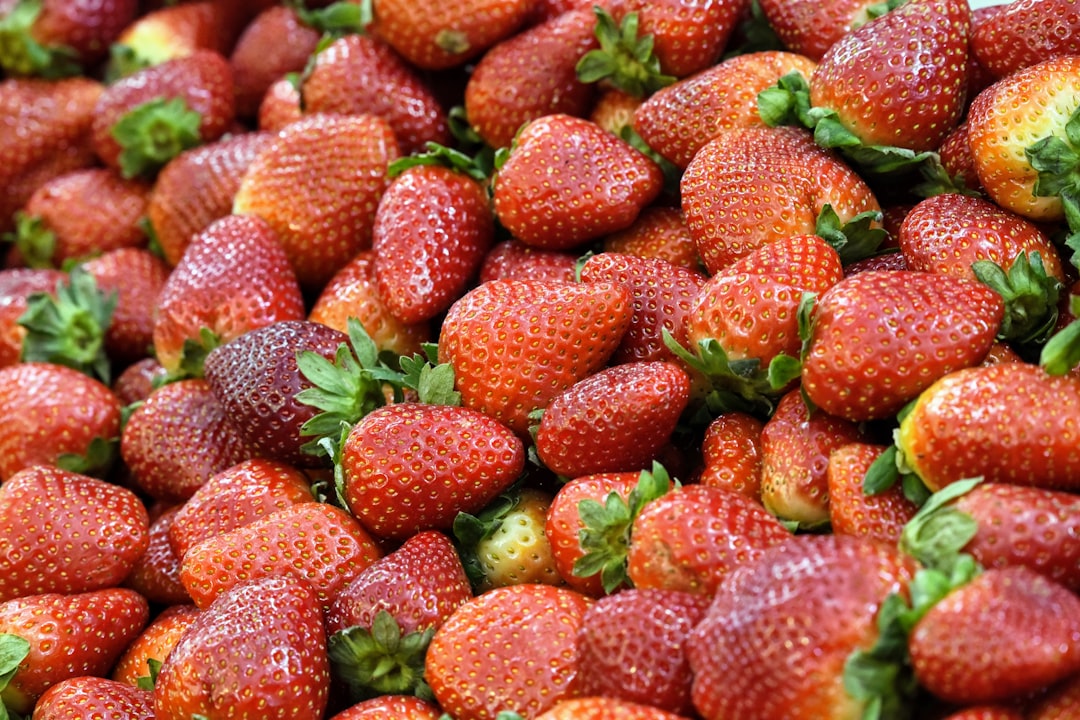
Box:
[477,239,579,284]
[122,504,191,606]
[601,206,702,271]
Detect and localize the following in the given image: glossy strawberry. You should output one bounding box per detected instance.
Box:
[827,442,918,546]
[970,0,1080,79]
[534,698,692,720]
[111,604,201,687]
[756,0,890,61]
[697,411,765,499]
[30,676,155,719]
[601,206,701,270]
[122,504,191,606]
[228,4,321,119]
[477,239,580,284]
[0,266,65,367]
[329,695,443,720]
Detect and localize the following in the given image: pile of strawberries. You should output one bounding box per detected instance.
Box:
[1,0,1080,718]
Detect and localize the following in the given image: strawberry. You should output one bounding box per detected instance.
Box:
[330,695,443,720]
[168,457,316,560]
[0,0,138,77]
[801,270,1005,422]
[909,566,1080,705]
[111,356,166,405]
[146,130,275,267]
[151,214,306,378]
[477,239,579,284]
[300,33,451,156]
[340,402,526,540]
[680,125,881,274]
[936,120,984,195]
[0,465,147,602]
[579,251,707,365]
[425,583,593,719]
[179,502,382,613]
[91,49,236,179]
[1028,672,1080,720]
[123,504,191,606]
[601,206,701,271]
[0,588,150,715]
[588,87,642,137]
[368,0,533,70]
[120,378,255,502]
[576,588,711,715]
[697,411,764,499]
[687,534,916,720]
[111,604,201,688]
[896,362,1080,492]
[256,74,303,132]
[439,279,633,436]
[325,530,472,700]
[232,112,399,291]
[372,158,494,325]
[9,167,149,269]
[0,362,120,481]
[308,249,432,358]
[153,575,331,720]
[827,442,918,546]
[0,266,65,367]
[970,0,1080,80]
[939,709,1025,720]
[755,0,890,62]
[29,676,155,719]
[534,360,691,478]
[463,6,604,150]
[532,698,692,720]
[0,76,102,235]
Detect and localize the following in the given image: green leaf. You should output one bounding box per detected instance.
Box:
[135,657,163,691]
[111,96,202,179]
[296,0,369,35]
[898,477,983,572]
[862,445,899,495]
[0,0,83,78]
[4,211,56,269]
[973,251,1063,348]
[327,610,434,702]
[574,6,675,98]
[815,206,888,264]
[0,634,30,692]
[387,141,490,183]
[1041,313,1080,376]
[757,70,812,129]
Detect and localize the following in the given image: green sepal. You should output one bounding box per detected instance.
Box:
[575,6,676,98]
[103,42,151,82]
[862,445,899,496]
[294,0,370,36]
[135,657,163,691]
[111,96,203,179]
[1040,294,1080,375]
[18,265,116,384]
[55,435,118,479]
[1026,107,1080,271]
[815,205,888,265]
[0,0,83,78]
[4,211,56,269]
[0,634,30,693]
[723,0,784,58]
[398,345,460,407]
[452,486,524,591]
[327,610,435,702]
[757,70,813,129]
[801,106,939,177]
[898,477,982,573]
[841,592,918,720]
[973,250,1063,348]
[910,152,982,198]
[158,326,221,384]
[573,462,673,594]
[387,141,490,183]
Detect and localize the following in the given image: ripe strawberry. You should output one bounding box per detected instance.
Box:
[896,363,1080,492]
[801,270,1005,422]
[535,360,691,478]
[0,76,102,234]
[91,49,236,179]
[697,411,765,499]
[687,534,916,720]
[0,362,120,481]
[0,465,147,602]
[107,1,242,79]
[425,583,593,719]
[111,356,166,405]
[0,266,65,367]
[0,0,138,77]
[372,160,494,324]
[232,112,399,290]
[576,588,711,714]
[29,676,155,719]
[477,239,579,283]
[330,695,443,720]
[439,279,633,436]
[601,206,701,271]
[146,130,275,266]
[756,0,888,62]
[806,0,970,153]
[256,75,303,132]
[151,213,306,378]
[681,125,881,274]
[970,0,1080,79]
[179,502,382,613]
[533,698,692,720]
[369,0,533,70]
[153,576,331,720]
[759,389,866,528]
[579,251,707,365]
[123,504,191,606]
[1028,672,1080,720]
[228,4,321,119]
[0,588,150,715]
[120,378,255,502]
[909,566,1080,705]
[588,87,642,137]
[10,167,149,268]
[111,604,201,688]
[936,120,984,194]
[938,709,1025,720]
[827,442,918,546]
[463,6,603,150]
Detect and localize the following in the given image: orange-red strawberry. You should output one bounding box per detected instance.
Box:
[256,74,303,132]
[153,576,331,720]
[0,267,65,367]
[477,239,579,283]
[0,0,138,77]
[151,214,306,377]
[0,588,150,715]
[232,112,399,290]
[439,279,633,436]
[300,33,451,156]
[970,0,1080,80]
[601,206,701,270]
[827,442,918,546]
[228,4,321,119]
[697,411,765,499]
[122,504,191,607]
[30,676,155,719]
[0,465,148,602]
[111,604,201,687]
[91,49,236,179]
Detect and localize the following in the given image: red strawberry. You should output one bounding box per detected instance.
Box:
[123,504,191,606]
[110,604,201,688]
[939,709,1025,720]
[697,411,764,499]
[588,86,642,137]
[179,502,383,613]
[936,120,985,194]
[256,75,303,132]
[0,588,150,715]
[151,213,306,378]
[340,402,525,540]
[0,0,138,77]
[425,583,593,719]
[29,676,155,719]
[330,695,443,720]
[0,267,65,367]
[107,1,242,78]
[372,161,495,324]
[0,465,148,602]
[801,270,1005,422]
[576,588,711,715]
[153,576,331,720]
[535,360,691,478]
[110,356,167,405]
[0,362,121,481]
[601,206,702,271]
[1028,672,1080,720]
[535,698,692,719]
[970,0,1080,79]
[827,442,918,546]
[909,566,1080,705]
[896,362,1080,492]
[91,49,236,179]
[756,0,889,62]
[494,113,662,250]
[439,279,633,436]
[232,113,400,290]
[687,534,916,720]
[477,239,579,284]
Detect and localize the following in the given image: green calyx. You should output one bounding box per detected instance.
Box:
[388,142,491,184]
[327,610,435,702]
[0,632,31,720]
[294,0,371,36]
[0,0,82,78]
[3,211,56,269]
[973,250,1063,349]
[1041,293,1080,375]
[575,6,676,99]
[110,96,203,179]
[452,486,523,592]
[18,265,116,384]
[815,204,889,265]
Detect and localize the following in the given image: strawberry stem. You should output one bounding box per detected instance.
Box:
[110,97,203,179]
[327,610,435,702]
[972,250,1063,349]
[575,7,675,98]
